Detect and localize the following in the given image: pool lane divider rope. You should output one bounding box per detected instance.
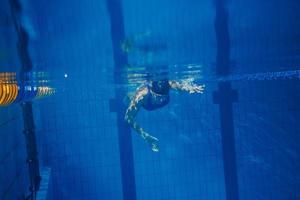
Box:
[0,74,55,107]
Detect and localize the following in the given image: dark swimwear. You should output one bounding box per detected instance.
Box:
[142,81,170,111]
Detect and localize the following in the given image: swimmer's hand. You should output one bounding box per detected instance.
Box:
[189,84,205,94]
[141,131,159,152]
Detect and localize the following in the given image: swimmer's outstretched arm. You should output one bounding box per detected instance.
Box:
[124,86,159,152]
[169,80,205,94]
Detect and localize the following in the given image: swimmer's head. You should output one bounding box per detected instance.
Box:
[151,79,169,94]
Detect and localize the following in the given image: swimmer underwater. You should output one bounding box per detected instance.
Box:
[125,79,205,152]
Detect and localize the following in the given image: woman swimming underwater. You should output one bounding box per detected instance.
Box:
[125,79,205,152]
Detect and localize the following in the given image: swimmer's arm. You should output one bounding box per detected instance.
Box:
[169,80,205,94]
[124,87,149,138]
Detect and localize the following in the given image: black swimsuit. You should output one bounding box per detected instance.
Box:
[142,84,170,111]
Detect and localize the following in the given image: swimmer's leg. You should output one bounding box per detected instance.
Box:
[141,131,159,152]
[125,86,159,152]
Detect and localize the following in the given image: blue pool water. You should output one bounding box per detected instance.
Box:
[0,0,300,200]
